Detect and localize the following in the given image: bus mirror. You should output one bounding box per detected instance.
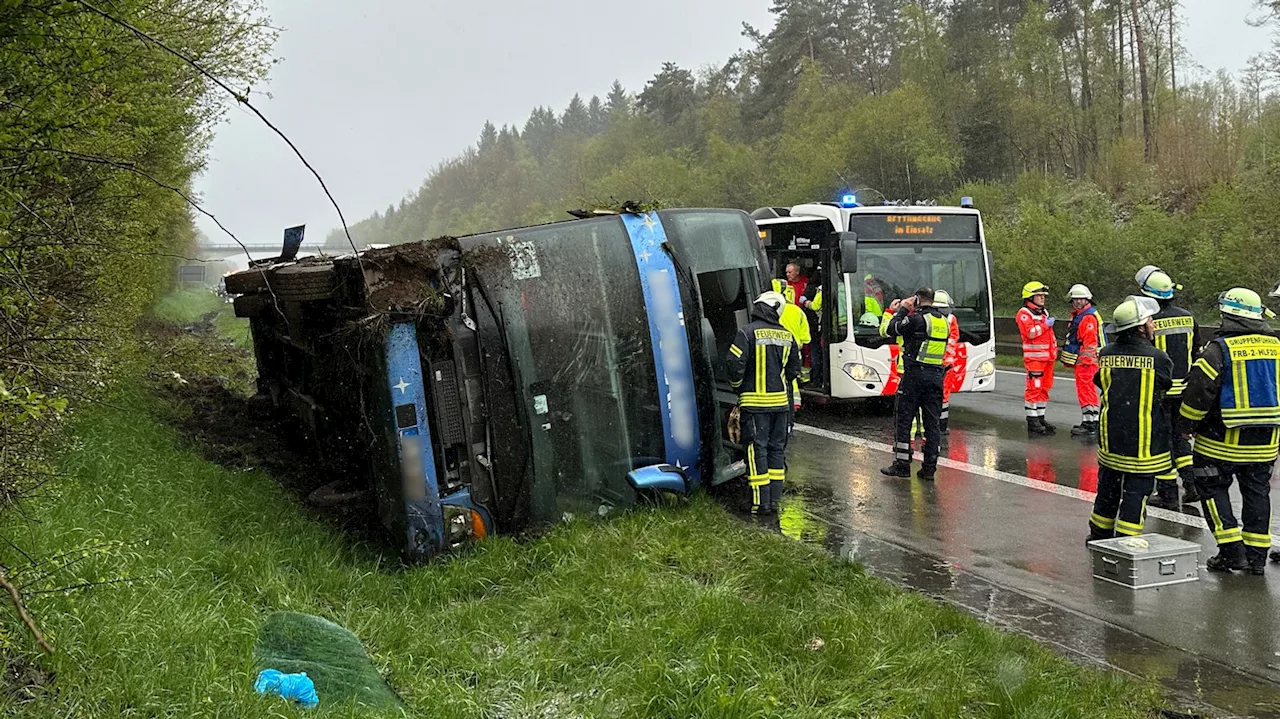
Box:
[834,232,858,274]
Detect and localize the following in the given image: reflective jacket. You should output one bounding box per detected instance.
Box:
[771,278,797,305]
[943,313,960,368]
[778,302,810,348]
[1093,333,1174,474]
[1177,319,1280,464]
[884,305,950,376]
[1016,302,1058,366]
[1151,303,1198,397]
[1061,305,1103,367]
[726,303,802,412]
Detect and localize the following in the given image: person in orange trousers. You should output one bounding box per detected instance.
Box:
[1017,281,1058,435]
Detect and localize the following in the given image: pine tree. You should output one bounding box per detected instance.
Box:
[561,94,591,135]
[478,120,497,152]
[638,63,698,125]
[605,80,632,117]
[587,95,606,134]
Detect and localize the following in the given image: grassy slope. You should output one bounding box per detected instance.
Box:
[3,391,1162,718]
[0,294,1164,717]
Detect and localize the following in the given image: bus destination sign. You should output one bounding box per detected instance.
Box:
[848,213,979,241]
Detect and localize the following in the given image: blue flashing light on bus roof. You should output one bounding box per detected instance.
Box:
[839,193,858,208]
[960,196,975,208]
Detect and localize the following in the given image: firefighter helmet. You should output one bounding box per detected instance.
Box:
[1218,287,1270,320]
[756,290,786,311]
[1068,284,1093,300]
[933,290,953,308]
[1135,265,1181,299]
[1022,281,1049,299]
[1112,295,1161,332]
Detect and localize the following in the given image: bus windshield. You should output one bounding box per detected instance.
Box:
[851,243,991,345]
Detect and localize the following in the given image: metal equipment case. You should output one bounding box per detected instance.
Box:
[1088,534,1201,589]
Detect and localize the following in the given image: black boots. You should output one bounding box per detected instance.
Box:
[917,467,936,481]
[1148,483,1181,510]
[880,461,912,478]
[1027,417,1055,435]
[1207,543,1249,573]
[1070,421,1099,437]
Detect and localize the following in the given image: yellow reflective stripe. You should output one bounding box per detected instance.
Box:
[1193,357,1218,381]
[729,379,742,388]
[1175,455,1193,469]
[1139,366,1153,458]
[1097,450,1172,474]
[1180,404,1209,421]
[1116,519,1144,536]
[741,397,791,408]
[1099,368,1111,452]
[1090,513,1116,529]
[1243,531,1273,548]
[1233,346,1250,411]
[755,340,765,398]
[729,344,743,358]
[768,468,785,480]
[1207,499,1228,535]
[1194,433,1280,463]
[781,344,791,391]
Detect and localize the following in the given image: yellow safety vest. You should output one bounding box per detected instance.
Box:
[917,313,950,366]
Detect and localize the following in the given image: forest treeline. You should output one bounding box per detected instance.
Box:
[330,0,1280,312]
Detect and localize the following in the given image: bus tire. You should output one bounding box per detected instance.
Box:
[273,264,336,301]
[224,269,270,295]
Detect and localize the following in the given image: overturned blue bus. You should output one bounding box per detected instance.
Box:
[225,210,769,559]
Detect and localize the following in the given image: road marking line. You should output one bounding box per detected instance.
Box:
[793,423,1204,529]
[996,368,1077,383]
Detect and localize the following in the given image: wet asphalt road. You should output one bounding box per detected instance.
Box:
[778,369,1280,718]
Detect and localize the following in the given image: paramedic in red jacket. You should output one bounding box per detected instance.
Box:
[1017,282,1058,435]
[1060,284,1103,438]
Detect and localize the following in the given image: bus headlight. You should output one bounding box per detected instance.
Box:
[843,363,880,382]
[976,360,995,377]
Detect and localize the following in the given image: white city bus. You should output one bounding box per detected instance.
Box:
[752,198,996,402]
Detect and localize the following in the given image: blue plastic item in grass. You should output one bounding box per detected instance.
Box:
[254,668,319,709]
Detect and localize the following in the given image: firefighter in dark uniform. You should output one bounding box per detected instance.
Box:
[879,287,950,481]
[1178,288,1280,574]
[1088,296,1172,541]
[726,291,801,515]
[1136,266,1202,508]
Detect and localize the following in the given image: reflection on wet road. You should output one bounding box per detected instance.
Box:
[778,375,1280,718]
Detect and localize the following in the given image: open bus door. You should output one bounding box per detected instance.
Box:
[755,217,850,399]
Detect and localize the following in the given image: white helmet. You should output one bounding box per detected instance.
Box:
[755,291,786,311]
[933,290,952,308]
[1068,284,1092,300]
[1135,265,1180,300]
[1112,295,1161,332]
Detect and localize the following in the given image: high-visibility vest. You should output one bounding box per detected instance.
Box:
[1216,335,1280,428]
[1062,305,1104,367]
[916,313,950,366]
[772,279,797,305]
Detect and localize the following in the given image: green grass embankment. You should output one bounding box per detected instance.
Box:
[0,293,1166,718]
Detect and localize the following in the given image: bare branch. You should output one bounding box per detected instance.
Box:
[0,567,53,654]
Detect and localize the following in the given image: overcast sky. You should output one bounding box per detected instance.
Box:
[193,0,1275,247]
